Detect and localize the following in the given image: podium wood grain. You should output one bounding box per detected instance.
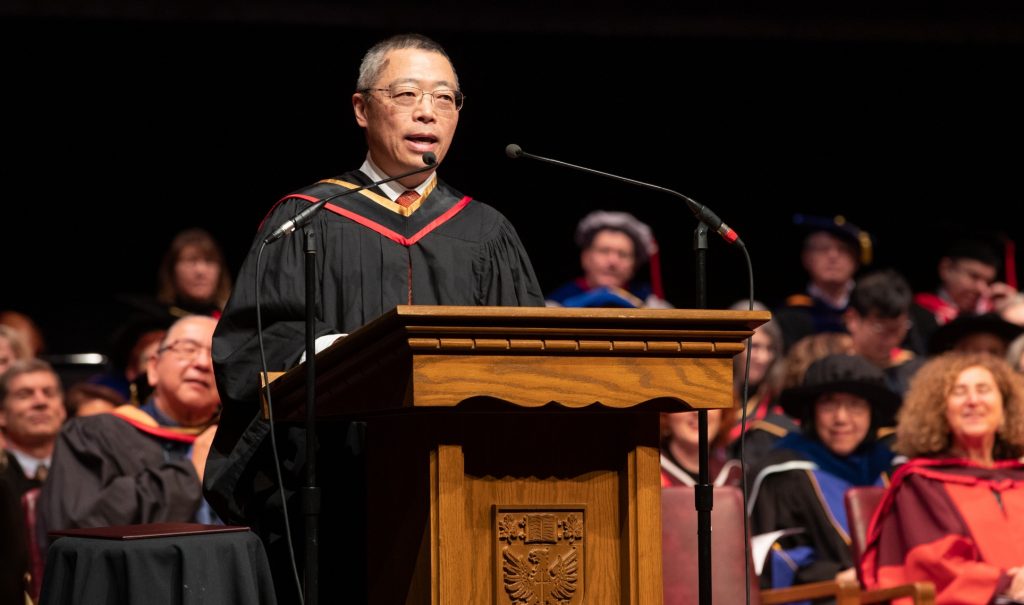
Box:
[268,306,768,604]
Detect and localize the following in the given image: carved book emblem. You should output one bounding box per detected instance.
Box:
[495,507,584,605]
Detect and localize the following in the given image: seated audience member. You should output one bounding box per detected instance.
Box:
[0,311,45,357]
[1007,333,1024,373]
[862,352,1024,604]
[1001,296,1024,327]
[122,329,166,405]
[0,327,31,450]
[780,332,857,391]
[546,210,670,308]
[0,471,29,605]
[64,382,125,417]
[749,354,899,590]
[103,228,230,397]
[727,300,784,444]
[661,406,741,488]
[843,269,924,395]
[912,237,1019,347]
[156,227,233,316]
[0,359,66,496]
[737,332,857,460]
[92,319,168,403]
[928,313,1024,358]
[774,214,872,351]
[39,315,221,536]
[0,325,30,375]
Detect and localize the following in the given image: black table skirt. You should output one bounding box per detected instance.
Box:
[40,530,277,605]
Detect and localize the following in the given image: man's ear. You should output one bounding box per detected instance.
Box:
[938,257,953,281]
[353,92,369,128]
[146,353,160,388]
[843,308,858,330]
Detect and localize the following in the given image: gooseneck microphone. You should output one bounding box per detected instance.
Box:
[265,151,438,244]
[505,144,742,247]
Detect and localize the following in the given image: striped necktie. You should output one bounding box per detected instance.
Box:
[396,189,420,208]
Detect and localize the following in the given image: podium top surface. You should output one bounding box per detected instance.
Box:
[377,305,769,327]
[265,306,769,418]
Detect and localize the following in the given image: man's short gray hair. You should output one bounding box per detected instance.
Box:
[356,33,458,92]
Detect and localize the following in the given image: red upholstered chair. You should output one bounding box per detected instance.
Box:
[844,486,936,604]
[662,485,861,605]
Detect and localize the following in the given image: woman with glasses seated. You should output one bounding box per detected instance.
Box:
[862,352,1024,604]
[748,354,899,590]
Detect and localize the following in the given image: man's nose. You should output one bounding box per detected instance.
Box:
[192,351,214,370]
[413,93,437,121]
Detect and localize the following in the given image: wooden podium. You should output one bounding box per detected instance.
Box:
[268,305,768,605]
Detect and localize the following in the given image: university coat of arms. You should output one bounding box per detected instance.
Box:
[495,508,584,605]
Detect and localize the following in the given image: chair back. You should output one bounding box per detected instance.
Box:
[843,485,885,584]
[662,485,760,605]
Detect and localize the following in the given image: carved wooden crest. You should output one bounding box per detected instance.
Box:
[495,507,584,605]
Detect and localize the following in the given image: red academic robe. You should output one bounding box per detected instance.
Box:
[862,457,1024,604]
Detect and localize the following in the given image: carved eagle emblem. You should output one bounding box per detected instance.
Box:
[502,546,578,604]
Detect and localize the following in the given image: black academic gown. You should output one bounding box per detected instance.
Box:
[1,458,30,604]
[38,413,202,534]
[205,171,543,604]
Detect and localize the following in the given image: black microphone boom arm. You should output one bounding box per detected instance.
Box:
[505,144,742,247]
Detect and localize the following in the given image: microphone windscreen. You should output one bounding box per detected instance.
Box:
[505,144,523,159]
[422,152,438,166]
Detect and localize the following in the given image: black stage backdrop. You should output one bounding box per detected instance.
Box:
[3,8,1023,356]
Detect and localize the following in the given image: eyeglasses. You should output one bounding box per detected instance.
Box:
[361,85,465,113]
[158,339,211,360]
[815,397,871,415]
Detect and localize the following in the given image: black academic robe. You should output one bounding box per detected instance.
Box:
[0,450,42,498]
[38,413,202,536]
[749,441,892,591]
[0,458,30,604]
[205,171,543,604]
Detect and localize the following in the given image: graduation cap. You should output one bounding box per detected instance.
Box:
[778,354,900,427]
[575,210,664,299]
[793,213,873,266]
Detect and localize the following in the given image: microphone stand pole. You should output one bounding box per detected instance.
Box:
[694,222,713,605]
[302,226,320,605]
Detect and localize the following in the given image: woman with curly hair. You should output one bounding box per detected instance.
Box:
[862,352,1024,604]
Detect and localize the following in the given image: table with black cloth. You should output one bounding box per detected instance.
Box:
[39,523,277,605]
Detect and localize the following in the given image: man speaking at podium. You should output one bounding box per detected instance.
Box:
[204,33,543,603]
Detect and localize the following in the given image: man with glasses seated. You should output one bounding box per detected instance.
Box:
[206,33,543,603]
[773,214,873,352]
[39,315,221,538]
[843,269,924,397]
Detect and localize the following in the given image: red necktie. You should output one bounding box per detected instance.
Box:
[396,190,420,208]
